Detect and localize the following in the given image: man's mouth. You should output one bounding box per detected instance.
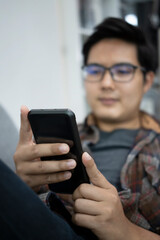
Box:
[98,97,118,105]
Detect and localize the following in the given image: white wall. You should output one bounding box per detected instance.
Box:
[102,0,121,18]
[0,0,85,129]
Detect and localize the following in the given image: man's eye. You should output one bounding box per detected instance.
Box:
[87,68,102,75]
[115,67,133,75]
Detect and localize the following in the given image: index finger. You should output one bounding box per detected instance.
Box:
[19,105,32,144]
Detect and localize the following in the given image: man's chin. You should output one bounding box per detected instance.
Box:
[94,112,120,123]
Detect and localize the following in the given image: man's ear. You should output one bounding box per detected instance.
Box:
[143,71,155,94]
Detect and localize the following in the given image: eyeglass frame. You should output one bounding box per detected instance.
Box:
[82,62,146,83]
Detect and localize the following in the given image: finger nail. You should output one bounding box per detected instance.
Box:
[59,144,69,153]
[84,152,92,160]
[64,171,72,179]
[66,160,76,168]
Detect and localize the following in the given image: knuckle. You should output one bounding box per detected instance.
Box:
[13,152,17,162]
[13,144,26,162]
[92,170,101,181]
[30,145,39,158]
[112,185,118,194]
[89,216,97,230]
[78,184,86,193]
[20,174,32,187]
[15,161,25,175]
[112,194,119,205]
[105,206,114,219]
[74,199,80,210]
[37,161,46,173]
[109,190,119,206]
[54,173,62,182]
[97,214,106,225]
[45,174,52,184]
[15,164,23,174]
[13,150,22,164]
[57,161,65,171]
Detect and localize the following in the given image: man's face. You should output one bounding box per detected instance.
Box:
[84,39,152,129]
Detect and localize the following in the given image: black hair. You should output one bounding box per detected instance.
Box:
[82,17,158,73]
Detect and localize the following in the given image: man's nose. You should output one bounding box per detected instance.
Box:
[100,70,115,88]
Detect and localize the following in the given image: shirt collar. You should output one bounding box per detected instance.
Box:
[85,111,160,133]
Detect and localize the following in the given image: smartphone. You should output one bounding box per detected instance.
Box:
[28,109,89,193]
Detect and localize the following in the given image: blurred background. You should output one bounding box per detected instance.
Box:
[0,0,160,129]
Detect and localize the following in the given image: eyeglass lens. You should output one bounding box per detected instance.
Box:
[83,64,136,82]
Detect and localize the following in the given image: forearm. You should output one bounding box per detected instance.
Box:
[98,218,160,240]
[123,219,160,240]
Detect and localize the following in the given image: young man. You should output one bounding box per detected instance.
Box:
[13,17,160,239]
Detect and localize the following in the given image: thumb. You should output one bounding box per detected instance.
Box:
[19,105,32,144]
[82,152,112,189]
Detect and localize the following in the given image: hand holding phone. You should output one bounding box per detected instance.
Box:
[28,109,89,194]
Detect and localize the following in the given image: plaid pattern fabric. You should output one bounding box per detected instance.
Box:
[120,130,160,233]
[40,111,160,234]
[78,112,160,234]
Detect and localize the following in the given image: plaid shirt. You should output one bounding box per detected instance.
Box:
[78,111,160,234]
[40,111,160,235]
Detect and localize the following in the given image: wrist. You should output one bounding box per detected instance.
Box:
[122,218,160,240]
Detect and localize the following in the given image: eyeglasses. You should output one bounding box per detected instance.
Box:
[82,63,146,83]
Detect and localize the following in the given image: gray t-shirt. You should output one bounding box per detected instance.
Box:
[89,129,139,191]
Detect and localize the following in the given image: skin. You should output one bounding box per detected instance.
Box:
[84,39,154,131]
[72,152,160,240]
[14,105,77,191]
[14,39,160,239]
